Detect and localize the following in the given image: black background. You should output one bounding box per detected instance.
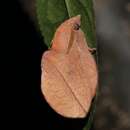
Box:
[3,0,88,130]
[3,0,130,130]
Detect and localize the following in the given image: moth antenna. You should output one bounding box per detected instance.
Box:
[66,29,75,54]
[67,23,80,54]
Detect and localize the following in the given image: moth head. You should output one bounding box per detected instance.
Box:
[51,15,81,53]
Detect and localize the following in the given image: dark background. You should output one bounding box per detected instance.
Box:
[4,0,130,130]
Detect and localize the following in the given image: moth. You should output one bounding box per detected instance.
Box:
[41,15,98,118]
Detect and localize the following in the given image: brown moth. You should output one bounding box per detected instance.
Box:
[41,15,98,118]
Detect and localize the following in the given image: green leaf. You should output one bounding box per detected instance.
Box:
[37,0,96,48]
[83,93,98,130]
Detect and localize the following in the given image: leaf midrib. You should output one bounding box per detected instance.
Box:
[64,0,71,18]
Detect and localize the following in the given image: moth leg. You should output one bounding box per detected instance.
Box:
[88,47,96,54]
